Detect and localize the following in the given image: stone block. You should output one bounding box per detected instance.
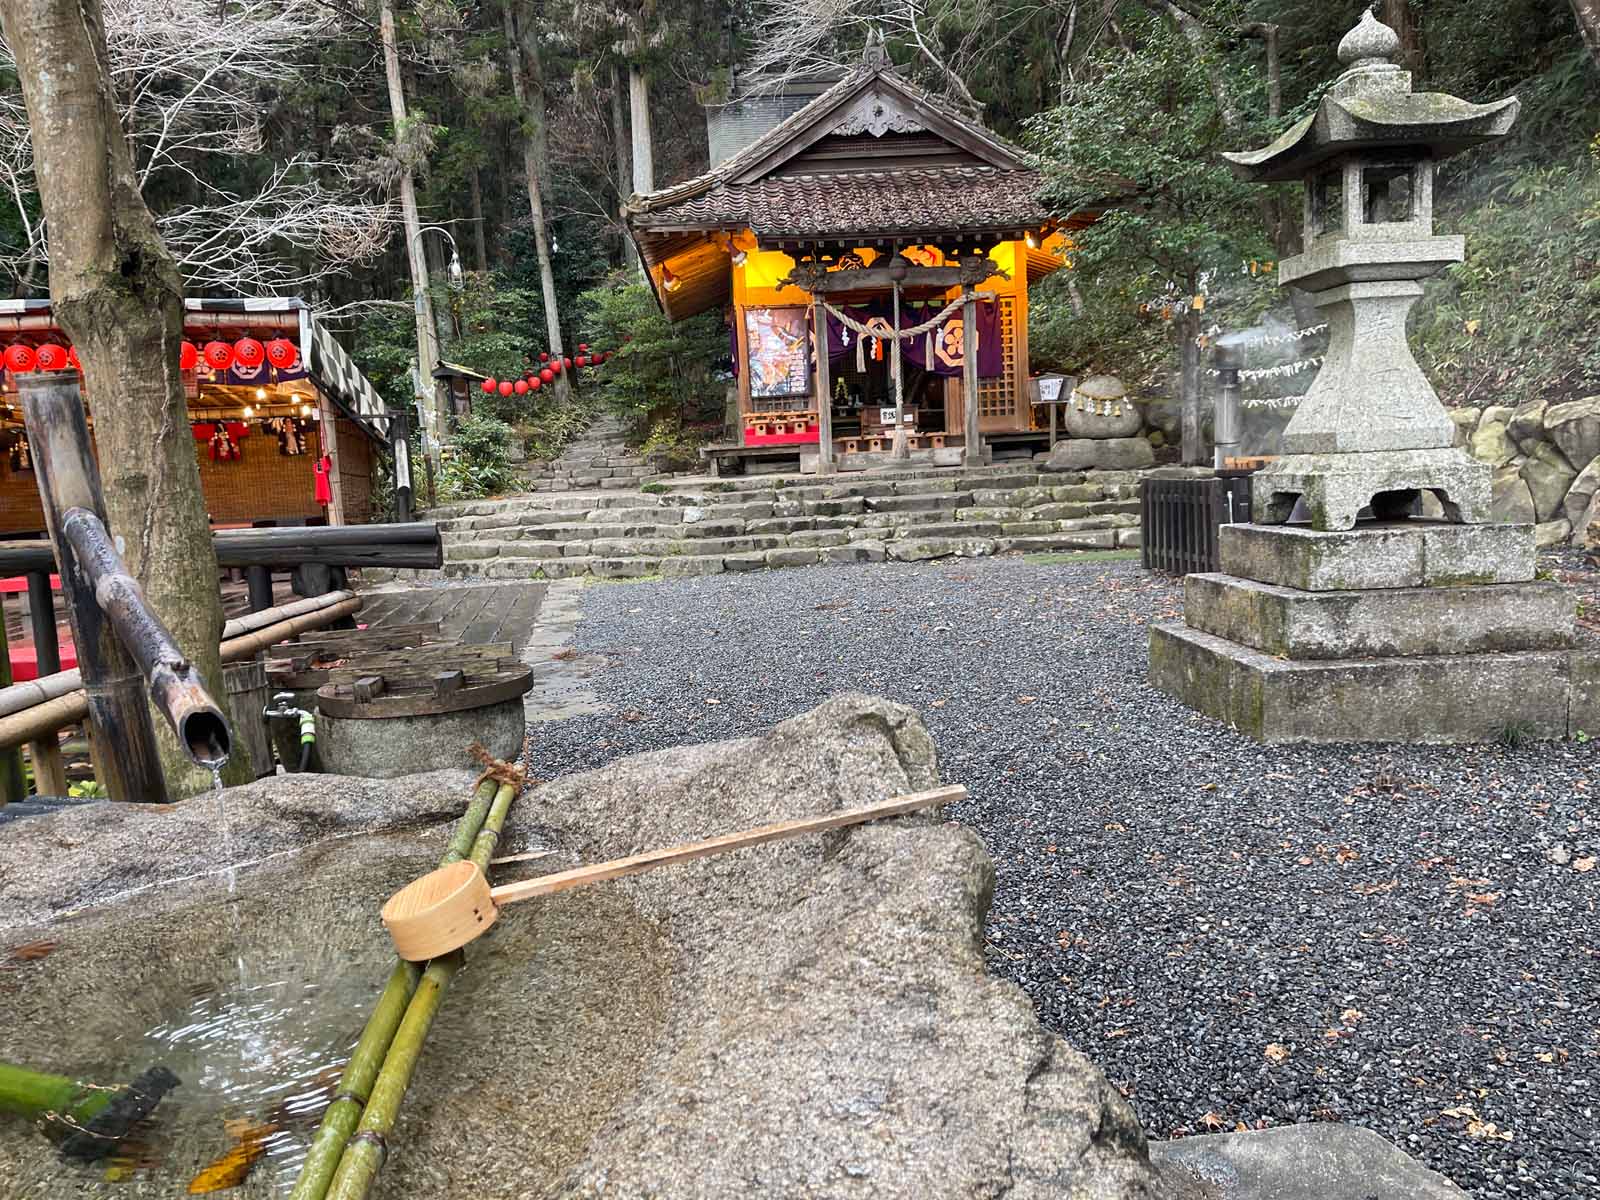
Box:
[1569,648,1600,738]
[1042,437,1155,472]
[766,548,820,568]
[1469,419,1514,466]
[1564,455,1600,527]
[1117,529,1142,548]
[888,537,996,561]
[590,557,658,579]
[1000,521,1060,536]
[1252,447,1491,531]
[1544,396,1600,467]
[1490,464,1537,524]
[1219,521,1535,591]
[1184,574,1574,659]
[1152,1124,1468,1200]
[1051,484,1103,502]
[723,552,767,572]
[1030,502,1092,522]
[826,542,887,563]
[1148,623,1574,743]
[1536,517,1573,547]
[661,555,724,578]
[785,529,848,548]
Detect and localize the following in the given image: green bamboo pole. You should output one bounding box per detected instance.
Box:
[322,780,519,1200]
[0,1061,116,1125]
[289,777,503,1200]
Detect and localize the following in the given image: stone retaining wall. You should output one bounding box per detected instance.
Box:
[1451,396,1600,545]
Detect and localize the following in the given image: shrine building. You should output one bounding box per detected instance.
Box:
[623,40,1091,473]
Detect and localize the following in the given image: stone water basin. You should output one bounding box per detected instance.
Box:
[0,695,1174,1199]
[0,818,670,1198]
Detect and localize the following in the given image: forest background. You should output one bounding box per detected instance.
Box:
[0,0,1596,498]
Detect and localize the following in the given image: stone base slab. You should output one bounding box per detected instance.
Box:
[1219,520,1534,592]
[1184,573,1575,659]
[1149,623,1585,743]
[1251,448,1490,531]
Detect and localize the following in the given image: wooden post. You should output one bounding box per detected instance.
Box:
[23,569,66,796]
[17,372,168,803]
[0,592,23,804]
[811,295,834,474]
[246,566,275,613]
[962,288,983,466]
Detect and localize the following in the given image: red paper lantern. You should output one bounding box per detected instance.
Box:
[562,357,572,370]
[266,337,299,370]
[578,343,589,352]
[203,340,234,371]
[34,343,68,371]
[179,341,199,370]
[233,337,265,368]
[529,376,541,391]
[514,379,529,395]
[481,378,497,394]
[539,367,554,383]
[539,352,549,362]
[498,380,514,396]
[576,355,589,367]
[4,344,36,373]
[67,347,81,369]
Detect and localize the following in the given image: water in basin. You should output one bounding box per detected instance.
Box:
[0,828,673,1198]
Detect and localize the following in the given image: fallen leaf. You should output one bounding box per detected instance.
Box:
[703,698,721,706]
[188,1121,277,1193]
[1341,1008,1364,1026]
[1265,1043,1290,1064]
[1201,1111,1227,1130]
[1465,892,1502,906]
[1536,1052,1554,1064]
[1574,856,1596,873]
[1017,695,1037,704]
[6,940,58,962]
[1104,822,1127,832]
[1465,1119,1513,1142]
[1335,846,1359,865]
[930,699,947,708]
[1353,879,1397,896]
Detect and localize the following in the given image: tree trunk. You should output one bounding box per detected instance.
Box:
[1573,0,1600,68]
[468,167,488,272]
[629,65,654,195]
[0,0,252,792]
[1180,307,1204,466]
[380,0,443,456]
[611,64,638,271]
[504,3,567,398]
[1381,0,1425,75]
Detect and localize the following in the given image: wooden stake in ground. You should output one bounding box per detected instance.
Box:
[0,0,250,794]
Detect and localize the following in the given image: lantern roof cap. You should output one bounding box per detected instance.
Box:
[1222,14,1519,183]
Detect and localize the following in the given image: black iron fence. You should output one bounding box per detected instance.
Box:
[1140,471,1254,575]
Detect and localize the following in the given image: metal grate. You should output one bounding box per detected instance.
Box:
[975,297,1016,419]
[1140,474,1254,575]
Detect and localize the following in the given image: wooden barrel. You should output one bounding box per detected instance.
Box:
[223,657,274,779]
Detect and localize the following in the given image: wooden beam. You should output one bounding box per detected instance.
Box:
[812,297,834,473]
[962,289,983,466]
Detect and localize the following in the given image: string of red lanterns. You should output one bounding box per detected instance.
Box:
[2,336,300,374]
[478,347,612,397]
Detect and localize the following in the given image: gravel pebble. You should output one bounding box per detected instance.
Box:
[527,556,1600,1200]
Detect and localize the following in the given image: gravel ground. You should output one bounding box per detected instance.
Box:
[526,554,1599,1200]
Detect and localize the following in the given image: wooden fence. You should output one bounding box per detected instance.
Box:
[1140,473,1254,575]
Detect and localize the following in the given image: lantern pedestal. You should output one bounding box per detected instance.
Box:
[1252,447,1490,531]
[1148,521,1600,744]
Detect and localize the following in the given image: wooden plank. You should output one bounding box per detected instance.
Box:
[490,587,543,652]
[488,785,968,906]
[353,676,386,703]
[432,670,465,697]
[443,588,500,643]
[296,621,441,646]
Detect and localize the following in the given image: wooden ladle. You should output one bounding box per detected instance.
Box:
[380,784,966,961]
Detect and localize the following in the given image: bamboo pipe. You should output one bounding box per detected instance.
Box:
[382,785,966,962]
[313,780,522,1200]
[0,1060,181,1161]
[0,595,361,751]
[289,777,505,1200]
[0,590,359,716]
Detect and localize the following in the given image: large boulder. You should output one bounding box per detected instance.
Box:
[1520,454,1579,524]
[1063,375,1143,439]
[1045,436,1156,472]
[1489,464,1537,525]
[1536,517,1573,548]
[1469,418,1515,467]
[1156,1125,1468,1200]
[1447,407,1481,448]
[1143,396,1181,439]
[1544,396,1600,468]
[0,697,1168,1200]
[1508,400,1548,454]
[1568,456,1600,535]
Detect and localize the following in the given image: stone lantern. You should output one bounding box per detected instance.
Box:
[1221,10,1520,530]
[1147,12,1599,745]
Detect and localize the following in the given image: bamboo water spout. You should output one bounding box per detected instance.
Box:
[58,507,230,766]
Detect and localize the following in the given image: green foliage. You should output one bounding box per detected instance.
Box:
[437,414,516,501]
[1413,155,1600,408]
[576,277,730,439]
[69,780,107,799]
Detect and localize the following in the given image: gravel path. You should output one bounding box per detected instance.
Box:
[527,555,1599,1200]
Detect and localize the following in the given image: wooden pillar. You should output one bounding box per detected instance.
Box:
[17,372,167,803]
[962,288,983,466]
[24,569,66,797]
[0,592,23,804]
[246,566,275,613]
[319,393,346,526]
[811,296,835,474]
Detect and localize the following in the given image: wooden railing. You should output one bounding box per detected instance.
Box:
[1140,472,1254,576]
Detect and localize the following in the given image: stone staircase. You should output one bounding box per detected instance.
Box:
[515,415,696,494]
[387,465,1147,583]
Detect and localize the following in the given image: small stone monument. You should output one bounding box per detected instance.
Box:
[1149,12,1600,743]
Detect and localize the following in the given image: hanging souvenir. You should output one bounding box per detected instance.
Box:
[270,417,305,456]
[208,425,240,462]
[313,452,333,507]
